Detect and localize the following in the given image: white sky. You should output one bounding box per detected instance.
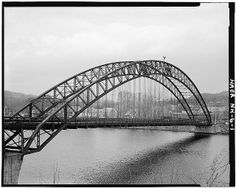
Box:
[4,3,229,95]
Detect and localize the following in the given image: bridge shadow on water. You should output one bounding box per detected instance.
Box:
[75,134,211,184]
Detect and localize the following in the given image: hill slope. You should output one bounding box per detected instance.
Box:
[4,90,36,114]
[4,90,228,115]
[201,91,228,106]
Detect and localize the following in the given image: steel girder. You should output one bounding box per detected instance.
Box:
[4,60,211,154]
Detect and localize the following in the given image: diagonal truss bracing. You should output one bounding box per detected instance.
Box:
[4,60,212,154]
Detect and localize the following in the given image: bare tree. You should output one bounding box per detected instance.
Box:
[52,162,60,184]
[184,152,229,186]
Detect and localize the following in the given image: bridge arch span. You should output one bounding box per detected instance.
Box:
[5,60,211,154]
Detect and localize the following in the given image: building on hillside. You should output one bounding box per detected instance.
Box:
[103,107,117,118]
[124,109,137,118]
[169,111,188,119]
[4,106,7,116]
[208,106,226,112]
[208,106,228,123]
[75,107,118,118]
[4,106,14,116]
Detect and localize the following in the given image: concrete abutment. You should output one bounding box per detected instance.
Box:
[3,152,23,184]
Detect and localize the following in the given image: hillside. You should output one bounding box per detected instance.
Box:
[4,90,229,115]
[4,90,36,114]
[200,91,228,107]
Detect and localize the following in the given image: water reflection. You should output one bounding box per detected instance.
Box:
[19,128,229,185]
[77,134,213,184]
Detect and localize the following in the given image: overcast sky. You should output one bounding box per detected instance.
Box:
[4,3,228,95]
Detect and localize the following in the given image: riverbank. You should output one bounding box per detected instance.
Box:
[119,124,229,135]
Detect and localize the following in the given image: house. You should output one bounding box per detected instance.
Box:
[208,106,226,113]
[77,107,118,118]
[124,109,137,118]
[4,106,7,116]
[103,108,117,118]
[169,111,188,119]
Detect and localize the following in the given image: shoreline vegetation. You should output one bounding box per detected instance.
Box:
[119,124,229,135]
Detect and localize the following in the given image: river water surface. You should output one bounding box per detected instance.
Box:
[19,128,229,185]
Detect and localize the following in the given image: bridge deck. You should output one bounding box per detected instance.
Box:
[4,118,209,130]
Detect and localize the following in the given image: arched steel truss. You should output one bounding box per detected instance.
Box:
[4,60,212,154]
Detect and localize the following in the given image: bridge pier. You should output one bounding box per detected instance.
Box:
[3,152,23,185]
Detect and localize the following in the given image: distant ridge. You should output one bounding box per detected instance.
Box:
[201,91,228,104]
[4,90,228,114]
[4,90,36,113]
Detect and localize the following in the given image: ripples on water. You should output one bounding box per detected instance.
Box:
[19,128,229,186]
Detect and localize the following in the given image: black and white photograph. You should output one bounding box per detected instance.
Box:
[2,1,234,186]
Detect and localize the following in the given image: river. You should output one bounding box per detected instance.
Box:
[18,128,229,186]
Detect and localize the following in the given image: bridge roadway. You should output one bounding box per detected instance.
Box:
[4,117,208,130]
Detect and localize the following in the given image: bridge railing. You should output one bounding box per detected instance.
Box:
[4,116,209,129]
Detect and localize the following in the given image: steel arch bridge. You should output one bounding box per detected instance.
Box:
[4,60,212,155]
